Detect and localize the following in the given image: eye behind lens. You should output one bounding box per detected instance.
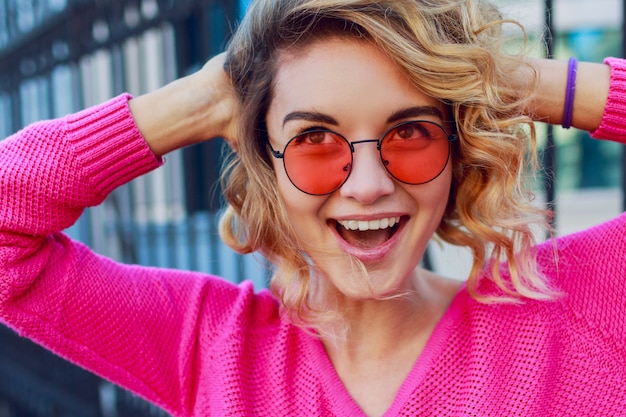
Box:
[284,134,352,195]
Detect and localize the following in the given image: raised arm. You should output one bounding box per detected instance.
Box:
[129,52,240,157]
[0,53,245,416]
[513,57,611,132]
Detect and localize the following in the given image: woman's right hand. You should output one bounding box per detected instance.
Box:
[129,52,241,157]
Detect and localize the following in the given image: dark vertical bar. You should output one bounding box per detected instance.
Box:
[110,44,125,96]
[1,88,12,135]
[45,71,54,120]
[9,86,20,131]
[2,87,13,135]
[0,0,9,44]
[33,0,42,22]
[543,0,557,227]
[6,0,16,39]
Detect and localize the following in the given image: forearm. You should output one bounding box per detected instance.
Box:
[129,53,238,157]
[516,58,610,132]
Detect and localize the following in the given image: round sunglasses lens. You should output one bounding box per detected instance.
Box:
[283,131,352,195]
[380,121,450,184]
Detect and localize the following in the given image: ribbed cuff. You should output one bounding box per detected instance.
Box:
[590,57,626,143]
[64,94,163,201]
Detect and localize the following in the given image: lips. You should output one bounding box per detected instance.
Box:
[332,216,404,257]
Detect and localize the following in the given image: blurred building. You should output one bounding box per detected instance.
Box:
[0,0,624,416]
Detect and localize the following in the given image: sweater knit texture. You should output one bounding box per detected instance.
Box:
[2,59,626,416]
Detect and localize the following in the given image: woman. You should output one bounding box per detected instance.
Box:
[1,0,624,416]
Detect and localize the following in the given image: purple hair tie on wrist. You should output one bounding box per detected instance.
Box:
[562,57,578,129]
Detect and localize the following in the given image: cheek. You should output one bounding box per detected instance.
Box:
[271,161,333,251]
[269,157,293,201]
[412,165,453,218]
[273,159,324,220]
[436,168,453,207]
[435,171,454,216]
[273,160,295,206]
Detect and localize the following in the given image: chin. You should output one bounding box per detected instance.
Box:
[315,259,417,302]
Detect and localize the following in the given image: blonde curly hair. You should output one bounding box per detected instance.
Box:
[220,0,555,333]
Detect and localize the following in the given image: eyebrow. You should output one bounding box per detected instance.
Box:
[282,105,443,128]
[282,111,338,127]
[386,106,444,123]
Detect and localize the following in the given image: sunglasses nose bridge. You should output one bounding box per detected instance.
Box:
[349,138,380,154]
[339,138,395,202]
[345,138,385,176]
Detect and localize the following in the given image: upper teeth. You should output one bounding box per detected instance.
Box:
[338,217,401,231]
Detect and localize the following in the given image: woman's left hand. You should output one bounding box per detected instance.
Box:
[130,52,241,157]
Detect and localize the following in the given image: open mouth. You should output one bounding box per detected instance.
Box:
[333,216,403,250]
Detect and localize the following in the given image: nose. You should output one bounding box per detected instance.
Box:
[339,142,394,204]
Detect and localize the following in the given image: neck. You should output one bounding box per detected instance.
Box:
[318,268,461,360]
[313,268,462,417]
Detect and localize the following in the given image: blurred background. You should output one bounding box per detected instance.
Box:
[0,0,624,416]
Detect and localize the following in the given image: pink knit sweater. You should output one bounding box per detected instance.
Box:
[2,58,626,417]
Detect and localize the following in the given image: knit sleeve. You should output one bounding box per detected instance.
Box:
[0,95,267,417]
[1,95,161,238]
[590,57,626,142]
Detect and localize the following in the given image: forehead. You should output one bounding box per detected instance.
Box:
[268,38,442,128]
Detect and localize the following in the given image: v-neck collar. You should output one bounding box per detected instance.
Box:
[304,283,468,416]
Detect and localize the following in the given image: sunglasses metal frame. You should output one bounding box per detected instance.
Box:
[268,119,458,196]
